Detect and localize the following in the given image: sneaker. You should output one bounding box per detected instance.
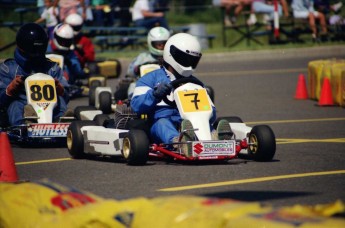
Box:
[262,14,271,25]
[247,14,257,26]
[180,119,196,157]
[216,119,233,140]
[23,104,38,123]
[224,15,232,27]
[332,2,342,12]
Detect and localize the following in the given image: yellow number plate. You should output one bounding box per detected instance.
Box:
[177,89,211,113]
[28,80,57,103]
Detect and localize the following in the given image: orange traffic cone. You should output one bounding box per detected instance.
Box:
[294,74,308,100]
[0,132,18,182]
[318,77,334,106]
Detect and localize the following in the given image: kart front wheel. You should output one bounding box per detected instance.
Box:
[67,120,96,159]
[248,125,276,161]
[122,130,149,165]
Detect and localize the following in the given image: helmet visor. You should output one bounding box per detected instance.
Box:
[152,40,166,50]
[55,34,73,49]
[71,24,82,33]
[170,45,201,69]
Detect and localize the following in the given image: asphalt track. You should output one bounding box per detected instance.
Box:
[11,45,345,207]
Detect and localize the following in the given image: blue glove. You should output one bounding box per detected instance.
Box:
[153,82,172,100]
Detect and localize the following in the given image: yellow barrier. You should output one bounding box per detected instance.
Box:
[1,180,345,228]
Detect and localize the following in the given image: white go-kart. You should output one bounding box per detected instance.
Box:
[2,73,74,146]
[67,77,276,165]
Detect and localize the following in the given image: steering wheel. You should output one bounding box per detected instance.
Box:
[163,77,204,107]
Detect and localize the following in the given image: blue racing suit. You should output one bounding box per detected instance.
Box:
[0,48,70,126]
[130,66,216,144]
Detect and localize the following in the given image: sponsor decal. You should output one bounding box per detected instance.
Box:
[28,123,70,137]
[51,192,96,211]
[192,141,235,157]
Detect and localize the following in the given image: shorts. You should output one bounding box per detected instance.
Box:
[293,10,320,19]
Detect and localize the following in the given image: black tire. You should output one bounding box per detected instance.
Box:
[213,116,243,129]
[248,125,276,162]
[99,91,112,114]
[122,129,149,165]
[93,114,110,126]
[205,85,215,102]
[74,106,97,120]
[90,79,102,88]
[89,86,97,106]
[67,120,96,159]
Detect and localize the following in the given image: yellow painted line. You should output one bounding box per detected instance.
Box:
[158,170,345,192]
[277,138,345,144]
[198,68,306,77]
[246,117,345,125]
[16,158,72,165]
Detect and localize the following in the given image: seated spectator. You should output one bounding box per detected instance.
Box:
[132,0,169,30]
[111,0,132,27]
[248,0,290,26]
[90,0,114,26]
[53,0,86,22]
[291,0,328,41]
[35,0,59,39]
[65,13,95,67]
[314,0,343,25]
[213,0,252,26]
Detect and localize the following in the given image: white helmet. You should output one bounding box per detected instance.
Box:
[147,27,170,56]
[65,13,83,35]
[53,23,74,51]
[163,33,202,77]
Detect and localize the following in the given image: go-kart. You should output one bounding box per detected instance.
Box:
[90,63,215,115]
[67,77,276,165]
[0,73,75,146]
[46,54,108,99]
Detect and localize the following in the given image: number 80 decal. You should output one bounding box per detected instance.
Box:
[28,80,57,103]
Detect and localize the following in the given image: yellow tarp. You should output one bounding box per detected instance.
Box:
[1,179,344,228]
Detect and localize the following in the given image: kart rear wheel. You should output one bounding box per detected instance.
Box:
[99,91,112,114]
[93,114,110,127]
[74,106,97,120]
[89,86,97,106]
[67,120,96,159]
[248,125,276,162]
[122,129,149,165]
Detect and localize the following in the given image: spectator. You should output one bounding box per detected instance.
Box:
[90,0,114,26]
[65,13,95,67]
[213,0,252,26]
[248,0,290,26]
[37,0,45,15]
[0,23,70,126]
[35,0,59,39]
[291,0,328,41]
[132,0,169,30]
[130,33,217,154]
[126,26,171,98]
[111,0,132,27]
[53,0,86,22]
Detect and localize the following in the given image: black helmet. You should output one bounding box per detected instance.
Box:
[16,23,48,58]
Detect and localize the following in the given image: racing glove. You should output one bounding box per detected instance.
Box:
[6,76,24,97]
[153,82,172,100]
[55,78,65,96]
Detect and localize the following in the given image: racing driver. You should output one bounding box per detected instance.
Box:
[130,33,217,149]
[0,23,71,126]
